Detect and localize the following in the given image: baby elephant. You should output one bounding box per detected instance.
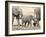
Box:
[22,15,32,27]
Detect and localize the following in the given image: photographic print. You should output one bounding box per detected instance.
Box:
[12,6,41,30]
[5,1,45,36]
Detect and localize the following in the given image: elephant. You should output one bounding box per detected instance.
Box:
[33,18,40,27]
[12,6,23,25]
[22,15,34,27]
[22,15,40,27]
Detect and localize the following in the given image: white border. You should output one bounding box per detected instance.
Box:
[8,2,43,34]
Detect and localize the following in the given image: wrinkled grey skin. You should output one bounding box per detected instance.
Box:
[33,18,40,27]
[33,8,41,27]
[22,15,40,27]
[22,15,34,26]
[12,6,23,19]
[12,6,23,24]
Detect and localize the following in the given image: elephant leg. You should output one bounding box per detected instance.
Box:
[12,15,14,24]
[22,21,24,25]
[28,21,30,26]
[22,21,26,27]
[33,22,36,27]
[25,21,27,27]
[37,21,39,27]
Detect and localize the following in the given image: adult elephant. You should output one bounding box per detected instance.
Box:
[12,6,23,25]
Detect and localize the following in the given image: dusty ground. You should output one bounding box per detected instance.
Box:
[12,24,40,30]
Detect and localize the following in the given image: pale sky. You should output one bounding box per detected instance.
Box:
[18,6,36,16]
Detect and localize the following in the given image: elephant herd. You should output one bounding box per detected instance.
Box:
[21,15,40,27]
[12,13,39,27]
[12,7,40,27]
